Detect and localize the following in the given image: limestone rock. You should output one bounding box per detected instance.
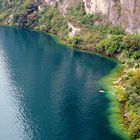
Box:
[83,0,140,32]
[43,0,82,13]
[43,0,140,32]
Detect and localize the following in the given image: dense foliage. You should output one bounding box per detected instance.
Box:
[117,70,140,139]
[0,0,68,38]
[96,34,140,67]
[35,5,68,37]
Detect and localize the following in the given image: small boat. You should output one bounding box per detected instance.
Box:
[99,90,105,93]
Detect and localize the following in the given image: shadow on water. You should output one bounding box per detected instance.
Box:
[0,27,122,140]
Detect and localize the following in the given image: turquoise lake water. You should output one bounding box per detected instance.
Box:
[0,27,122,140]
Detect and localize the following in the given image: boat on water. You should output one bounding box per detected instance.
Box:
[99,90,105,93]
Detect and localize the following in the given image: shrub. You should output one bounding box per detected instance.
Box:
[129,115,140,139]
[72,35,83,47]
[96,35,124,55]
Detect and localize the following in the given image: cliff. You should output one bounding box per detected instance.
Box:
[44,0,140,33]
[43,0,82,13]
[1,0,140,32]
[83,0,140,32]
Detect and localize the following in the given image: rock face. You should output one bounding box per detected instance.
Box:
[43,0,82,13]
[44,0,140,32]
[83,0,140,32]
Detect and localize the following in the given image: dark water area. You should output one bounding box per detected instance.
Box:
[0,27,122,140]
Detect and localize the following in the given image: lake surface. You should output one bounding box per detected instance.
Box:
[0,27,122,140]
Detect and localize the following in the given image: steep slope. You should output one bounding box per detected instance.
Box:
[1,0,140,32]
[44,0,140,33]
[44,0,82,13]
[83,0,140,32]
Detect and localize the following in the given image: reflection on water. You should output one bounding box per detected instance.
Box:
[0,27,122,140]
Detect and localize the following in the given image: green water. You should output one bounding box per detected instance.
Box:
[0,27,122,140]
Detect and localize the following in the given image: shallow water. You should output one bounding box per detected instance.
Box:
[0,27,122,140]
